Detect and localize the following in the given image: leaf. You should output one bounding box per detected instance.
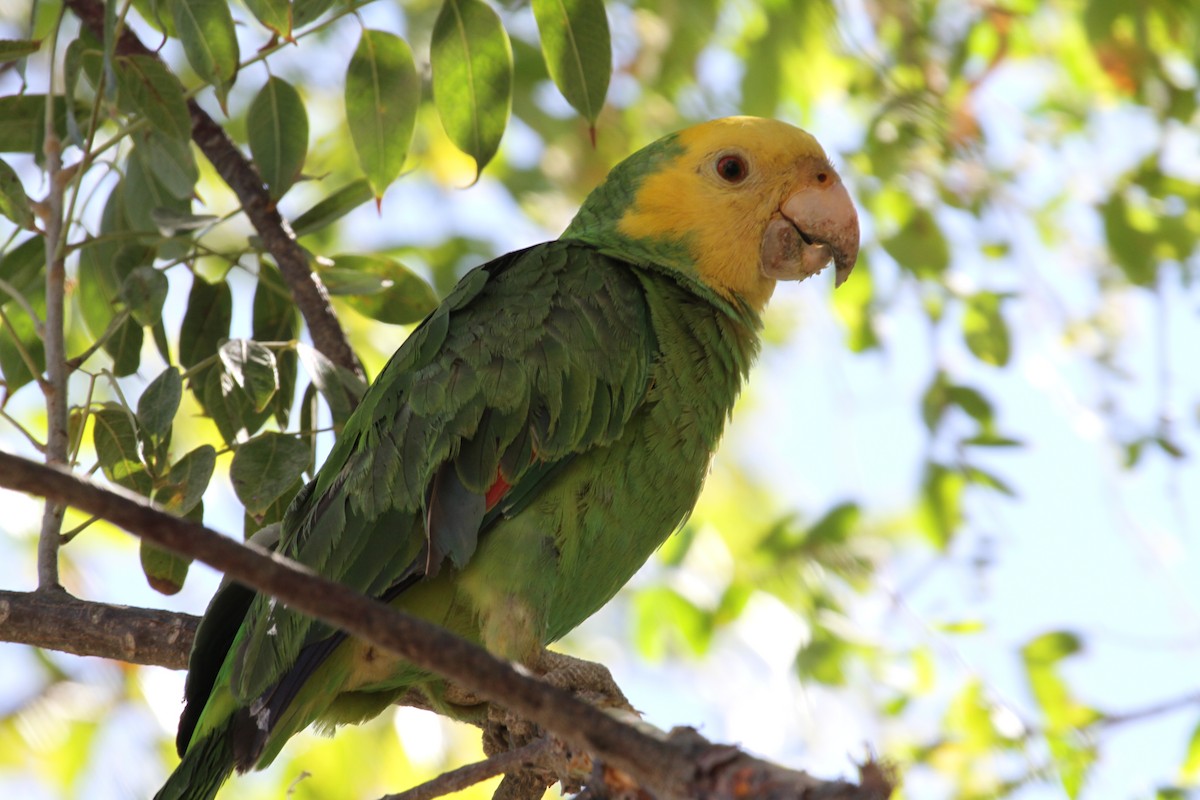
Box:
[918,462,964,549]
[0,39,42,64]
[137,366,182,439]
[92,405,153,495]
[0,158,34,229]
[77,215,151,377]
[137,130,199,201]
[120,266,169,327]
[179,276,232,370]
[963,291,1011,367]
[345,30,420,200]
[0,95,74,154]
[805,502,860,547]
[290,179,373,236]
[323,254,438,325]
[204,363,272,445]
[431,0,513,177]
[0,273,45,394]
[140,539,191,595]
[248,76,309,199]
[253,265,299,427]
[293,0,335,28]
[218,339,280,413]
[632,586,712,661]
[171,0,240,110]
[881,207,949,278]
[157,444,216,515]
[296,341,366,427]
[243,0,292,37]
[1180,716,1200,783]
[230,432,310,517]
[795,625,852,686]
[531,0,611,128]
[113,54,191,143]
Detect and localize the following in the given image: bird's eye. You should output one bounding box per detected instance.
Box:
[715,154,748,183]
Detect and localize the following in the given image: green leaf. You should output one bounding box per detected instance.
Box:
[431,0,513,177]
[171,0,240,110]
[243,0,292,37]
[345,30,419,199]
[291,179,373,237]
[0,234,45,296]
[296,342,366,427]
[323,254,438,325]
[0,158,34,229]
[248,76,309,199]
[881,207,949,278]
[230,432,311,517]
[179,276,232,370]
[795,625,852,686]
[963,291,1011,367]
[136,130,199,201]
[806,502,860,547]
[1180,717,1200,783]
[918,462,964,549]
[632,586,712,660]
[92,405,153,495]
[0,273,45,394]
[531,0,611,128]
[0,39,42,64]
[113,54,191,143]
[140,539,191,595]
[293,0,335,28]
[137,366,182,439]
[218,339,280,413]
[204,363,272,445]
[253,265,299,427]
[77,211,151,377]
[1022,631,1100,797]
[120,266,169,327]
[157,444,216,515]
[0,95,74,154]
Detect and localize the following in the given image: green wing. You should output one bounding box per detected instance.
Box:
[179,240,655,756]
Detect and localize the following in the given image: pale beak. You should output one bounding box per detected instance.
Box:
[760,175,860,287]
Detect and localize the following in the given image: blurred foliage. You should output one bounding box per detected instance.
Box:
[1,0,1198,798]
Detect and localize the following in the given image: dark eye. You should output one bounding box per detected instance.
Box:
[716,154,748,183]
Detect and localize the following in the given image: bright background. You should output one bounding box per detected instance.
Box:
[1,1,1198,799]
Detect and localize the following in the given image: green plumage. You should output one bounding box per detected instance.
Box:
[155,120,830,800]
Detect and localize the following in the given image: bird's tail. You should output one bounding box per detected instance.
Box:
[153,720,236,800]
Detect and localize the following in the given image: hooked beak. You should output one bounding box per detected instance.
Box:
[760,174,860,287]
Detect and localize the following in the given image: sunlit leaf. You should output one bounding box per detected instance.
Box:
[532,0,611,129]
[0,39,41,63]
[92,405,153,495]
[244,0,292,37]
[218,338,280,413]
[918,462,964,549]
[431,0,513,177]
[323,254,438,325]
[963,291,1011,367]
[248,76,309,199]
[345,30,419,199]
[882,207,950,278]
[291,179,373,237]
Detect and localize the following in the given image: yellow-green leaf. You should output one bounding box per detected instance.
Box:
[244,0,292,37]
[0,39,41,64]
[431,0,513,178]
[963,291,1011,367]
[531,0,611,129]
[345,30,419,200]
[171,0,240,110]
[248,76,308,199]
[92,405,153,495]
[323,254,438,325]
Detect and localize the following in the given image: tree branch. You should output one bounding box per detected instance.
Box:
[0,449,893,800]
[62,0,366,389]
[0,588,197,669]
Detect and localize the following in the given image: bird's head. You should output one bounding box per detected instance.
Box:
[565,116,859,314]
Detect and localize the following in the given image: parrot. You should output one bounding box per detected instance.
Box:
[156,116,859,800]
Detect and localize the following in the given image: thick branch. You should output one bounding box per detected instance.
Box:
[0,588,197,669]
[0,450,891,800]
[63,0,365,388]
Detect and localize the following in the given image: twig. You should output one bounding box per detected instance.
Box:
[37,7,70,590]
[0,449,892,800]
[63,0,366,393]
[379,738,554,800]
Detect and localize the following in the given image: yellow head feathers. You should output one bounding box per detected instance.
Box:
[565,116,859,313]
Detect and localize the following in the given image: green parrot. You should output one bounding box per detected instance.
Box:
[156,116,859,800]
